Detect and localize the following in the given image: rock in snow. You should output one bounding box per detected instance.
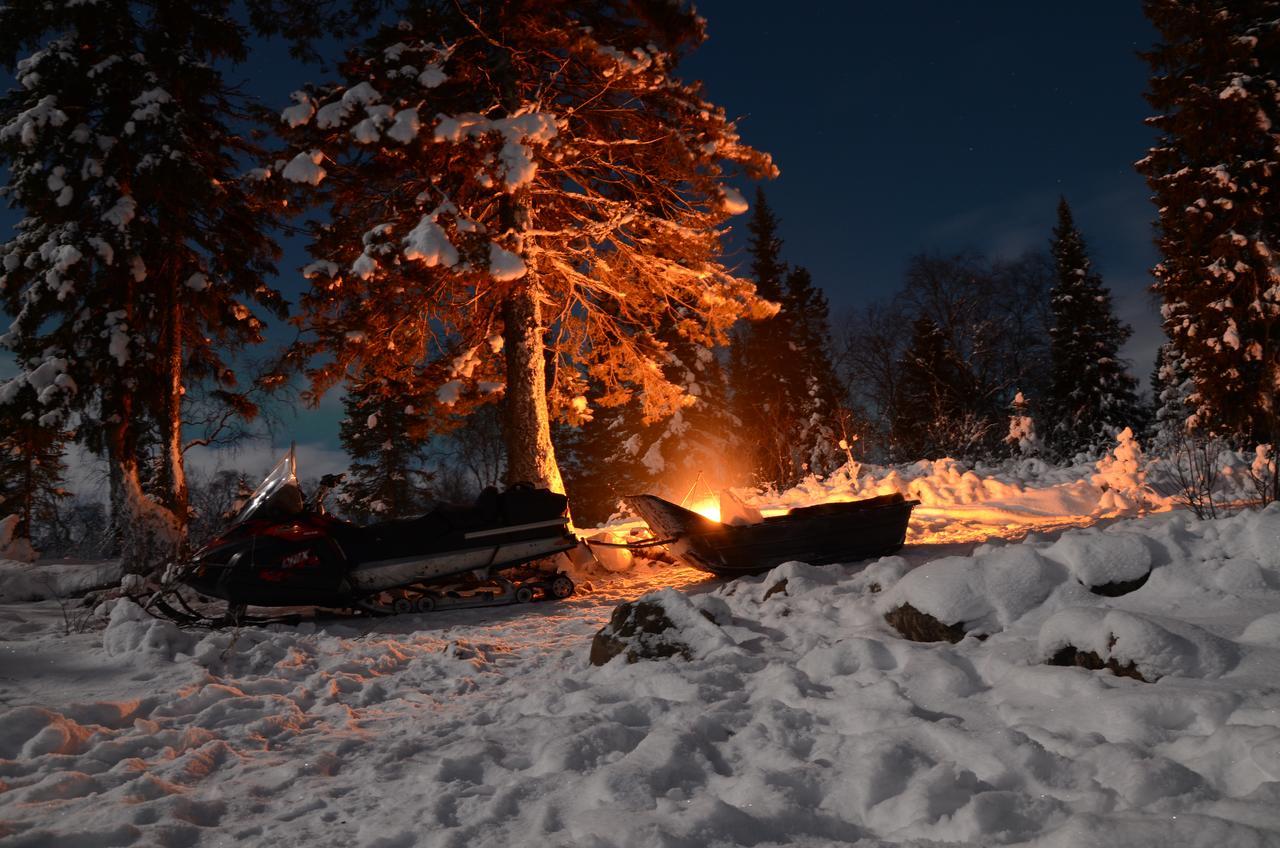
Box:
[590,588,732,665]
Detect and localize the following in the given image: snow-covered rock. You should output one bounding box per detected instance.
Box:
[879,544,1068,635]
[1043,527,1154,591]
[590,588,733,665]
[1039,607,1239,681]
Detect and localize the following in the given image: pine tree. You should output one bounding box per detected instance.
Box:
[1151,340,1195,453]
[891,315,981,460]
[0,383,70,552]
[1005,390,1040,458]
[1044,198,1140,460]
[276,2,776,499]
[780,266,844,478]
[729,187,792,485]
[1138,1,1280,444]
[729,192,845,487]
[337,375,435,522]
[0,1,284,570]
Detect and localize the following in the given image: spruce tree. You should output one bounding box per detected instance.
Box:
[891,316,979,460]
[781,266,844,478]
[1004,391,1040,459]
[0,1,284,570]
[1044,198,1140,460]
[337,375,435,522]
[1151,340,1195,453]
[277,2,776,499]
[729,187,791,485]
[1138,0,1280,444]
[0,383,69,552]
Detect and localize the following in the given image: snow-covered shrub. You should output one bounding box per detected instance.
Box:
[1091,427,1149,514]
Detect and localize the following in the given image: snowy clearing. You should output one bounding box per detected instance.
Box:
[2,460,1280,846]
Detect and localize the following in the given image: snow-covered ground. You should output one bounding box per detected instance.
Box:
[3,455,1280,847]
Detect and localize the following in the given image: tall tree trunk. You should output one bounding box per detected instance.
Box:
[502,284,565,494]
[160,280,189,538]
[109,278,182,575]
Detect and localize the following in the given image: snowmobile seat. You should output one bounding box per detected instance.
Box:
[336,485,568,563]
[498,484,568,525]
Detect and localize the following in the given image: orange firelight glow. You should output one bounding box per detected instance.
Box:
[686,494,721,523]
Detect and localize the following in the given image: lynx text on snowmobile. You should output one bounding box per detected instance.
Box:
[177,449,578,616]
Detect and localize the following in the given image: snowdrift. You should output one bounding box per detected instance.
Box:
[4,502,1280,845]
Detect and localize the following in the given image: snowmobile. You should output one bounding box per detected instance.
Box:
[170,448,577,619]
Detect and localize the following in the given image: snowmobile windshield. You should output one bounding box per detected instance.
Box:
[231,452,298,526]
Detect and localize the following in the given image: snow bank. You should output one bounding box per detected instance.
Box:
[100,598,200,660]
[0,558,121,602]
[7,497,1280,844]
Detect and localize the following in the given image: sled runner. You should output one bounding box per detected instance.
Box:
[171,448,577,619]
[623,492,917,578]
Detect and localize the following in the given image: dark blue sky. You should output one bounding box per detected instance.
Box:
[677,1,1162,368]
[3,2,1165,458]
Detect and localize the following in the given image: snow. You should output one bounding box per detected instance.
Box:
[1038,607,1239,681]
[719,185,749,214]
[301,260,338,279]
[417,64,447,88]
[350,252,377,280]
[436,380,463,405]
[402,215,459,267]
[280,91,316,127]
[9,457,1280,845]
[102,194,136,229]
[487,242,526,281]
[0,94,68,146]
[0,558,121,601]
[282,151,326,185]
[383,108,420,144]
[1044,528,1153,587]
[433,111,558,190]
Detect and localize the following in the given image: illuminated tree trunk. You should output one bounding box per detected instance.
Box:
[159,275,190,537]
[502,284,565,494]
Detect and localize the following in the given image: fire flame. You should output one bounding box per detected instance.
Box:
[686,494,721,523]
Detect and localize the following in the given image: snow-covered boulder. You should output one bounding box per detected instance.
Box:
[1043,528,1154,595]
[1039,607,1238,682]
[590,588,732,666]
[757,560,843,602]
[879,545,1067,640]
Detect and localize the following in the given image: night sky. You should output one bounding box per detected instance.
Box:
[1,2,1165,460]
[677,1,1162,360]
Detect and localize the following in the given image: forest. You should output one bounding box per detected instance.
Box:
[0,0,1275,569]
